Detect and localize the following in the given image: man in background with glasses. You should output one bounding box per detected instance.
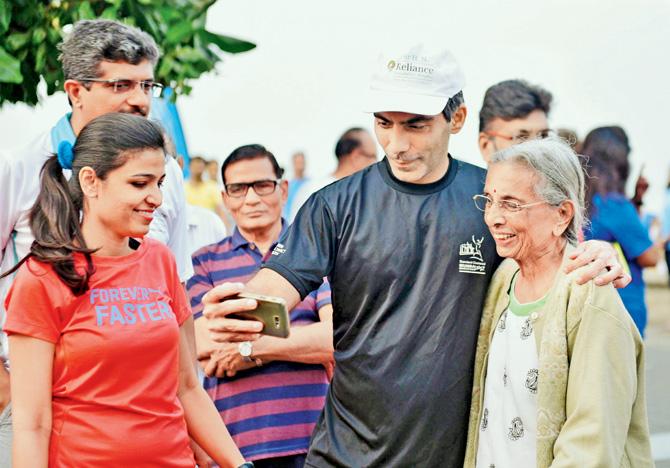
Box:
[478,79,554,164]
[187,144,333,468]
[0,19,192,467]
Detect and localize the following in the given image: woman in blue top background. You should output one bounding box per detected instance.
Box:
[582,126,661,336]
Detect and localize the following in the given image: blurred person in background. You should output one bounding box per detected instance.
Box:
[630,168,661,236]
[0,19,193,466]
[175,155,228,256]
[283,151,309,220]
[582,126,663,336]
[188,144,333,468]
[186,156,233,232]
[207,158,221,184]
[478,79,554,163]
[186,156,223,212]
[288,127,377,221]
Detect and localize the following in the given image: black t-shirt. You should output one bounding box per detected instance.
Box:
[265,156,502,467]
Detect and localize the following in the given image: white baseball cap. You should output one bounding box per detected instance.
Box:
[364,44,465,116]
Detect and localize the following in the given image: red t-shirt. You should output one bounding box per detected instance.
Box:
[4,239,195,467]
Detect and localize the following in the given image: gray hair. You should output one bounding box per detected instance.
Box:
[490,137,585,244]
[59,19,159,80]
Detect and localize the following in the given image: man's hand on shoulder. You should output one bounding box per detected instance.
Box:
[565,240,631,288]
[202,282,263,343]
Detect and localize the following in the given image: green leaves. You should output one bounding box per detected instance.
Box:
[6,32,29,51]
[77,2,96,20]
[199,30,256,54]
[0,46,22,83]
[165,21,193,45]
[0,0,11,35]
[0,0,256,107]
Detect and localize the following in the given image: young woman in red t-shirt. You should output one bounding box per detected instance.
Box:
[2,113,252,468]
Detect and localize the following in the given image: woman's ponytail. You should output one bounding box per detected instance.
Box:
[29,154,95,295]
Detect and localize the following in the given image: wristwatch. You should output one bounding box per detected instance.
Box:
[238,341,263,366]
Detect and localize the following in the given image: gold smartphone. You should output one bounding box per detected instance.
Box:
[230,292,290,338]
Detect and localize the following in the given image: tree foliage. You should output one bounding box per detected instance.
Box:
[0,0,255,106]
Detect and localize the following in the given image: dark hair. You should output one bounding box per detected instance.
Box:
[335,128,367,160]
[442,91,465,122]
[581,126,631,215]
[221,144,284,185]
[0,113,165,295]
[478,80,553,131]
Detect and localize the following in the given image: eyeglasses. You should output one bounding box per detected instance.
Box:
[472,194,547,213]
[484,128,555,145]
[224,179,281,198]
[77,78,164,98]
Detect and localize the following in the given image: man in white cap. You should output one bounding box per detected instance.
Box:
[199,45,628,467]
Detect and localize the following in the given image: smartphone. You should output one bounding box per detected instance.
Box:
[230,292,290,338]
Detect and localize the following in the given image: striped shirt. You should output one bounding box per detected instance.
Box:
[187,224,331,461]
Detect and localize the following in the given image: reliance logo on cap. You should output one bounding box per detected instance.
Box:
[387,55,435,75]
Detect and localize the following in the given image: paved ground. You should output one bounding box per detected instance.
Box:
[645,272,670,466]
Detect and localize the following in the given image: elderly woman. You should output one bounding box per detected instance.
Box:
[463,138,652,468]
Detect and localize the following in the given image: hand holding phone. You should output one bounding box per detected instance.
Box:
[228,292,291,339]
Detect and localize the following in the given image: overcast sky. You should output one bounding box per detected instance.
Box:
[1,0,669,214]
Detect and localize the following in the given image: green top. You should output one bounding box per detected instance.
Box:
[509,272,548,317]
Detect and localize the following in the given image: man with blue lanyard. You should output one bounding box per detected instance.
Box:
[0,19,193,467]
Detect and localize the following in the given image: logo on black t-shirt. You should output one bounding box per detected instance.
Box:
[271,243,286,256]
[458,235,487,275]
